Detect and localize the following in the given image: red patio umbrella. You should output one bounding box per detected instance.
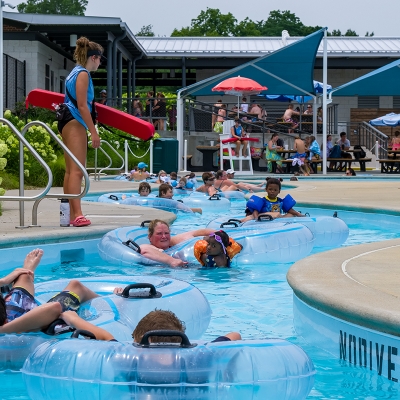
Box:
[212,76,267,116]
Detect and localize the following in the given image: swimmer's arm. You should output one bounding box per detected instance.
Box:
[139,244,188,268]
[0,302,62,334]
[286,208,304,217]
[170,229,215,246]
[0,268,33,286]
[60,311,114,341]
[207,186,218,196]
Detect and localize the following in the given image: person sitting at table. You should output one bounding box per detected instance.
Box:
[213,104,226,133]
[292,136,310,176]
[212,100,222,130]
[265,133,284,174]
[336,131,352,170]
[303,105,313,115]
[282,104,299,133]
[240,97,249,113]
[196,172,218,196]
[249,103,263,120]
[391,131,400,151]
[230,117,249,157]
[307,135,321,174]
[317,106,323,121]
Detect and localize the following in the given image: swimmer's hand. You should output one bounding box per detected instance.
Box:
[170,258,188,268]
[0,268,34,286]
[113,287,123,295]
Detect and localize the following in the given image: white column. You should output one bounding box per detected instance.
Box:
[177,92,184,171]
[124,140,128,174]
[322,29,328,175]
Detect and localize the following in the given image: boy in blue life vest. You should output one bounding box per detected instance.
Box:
[241,178,304,222]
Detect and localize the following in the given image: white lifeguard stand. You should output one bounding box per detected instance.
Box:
[219,120,253,175]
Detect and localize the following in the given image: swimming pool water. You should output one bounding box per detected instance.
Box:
[2,201,400,399]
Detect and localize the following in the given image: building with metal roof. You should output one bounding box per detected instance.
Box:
[138,36,400,59]
[2,11,400,124]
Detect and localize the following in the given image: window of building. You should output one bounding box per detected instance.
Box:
[50,70,54,91]
[357,96,379,108]
[45,64,50,90]
[393,96,400,109]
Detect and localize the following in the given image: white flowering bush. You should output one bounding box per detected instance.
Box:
[2,110,57,174]
[0,141,8,196]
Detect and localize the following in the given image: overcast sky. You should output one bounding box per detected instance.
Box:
[8,0,399,37]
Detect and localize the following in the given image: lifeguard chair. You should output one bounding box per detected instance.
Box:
[219,120,258,175]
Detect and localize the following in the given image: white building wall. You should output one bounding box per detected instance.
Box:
[4,39,75,94]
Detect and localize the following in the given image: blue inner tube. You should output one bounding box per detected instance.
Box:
[97,193,193,214]
[22,337,315,400]
[207,214,349,248]
[34,275,211,341]
[98,223,314,266]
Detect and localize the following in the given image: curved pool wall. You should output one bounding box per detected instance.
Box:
[293,295,400,383]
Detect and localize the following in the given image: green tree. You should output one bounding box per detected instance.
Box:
[365,31,374,37]
[136,25,155,37]
[343,29,358,37]
[171,8,237,37]
[328,28,359,37]
[258,10,322,36]
[17,0,88,15]
[171,8,323,37]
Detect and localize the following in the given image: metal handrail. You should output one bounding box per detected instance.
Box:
[20,121,90,227]
[86,140,125,181]
[0,118,53,228]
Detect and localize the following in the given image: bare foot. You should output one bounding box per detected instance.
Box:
[23,248,44,272]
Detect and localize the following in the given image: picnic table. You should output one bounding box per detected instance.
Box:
[378,149,400,173]
[274,149,323,174]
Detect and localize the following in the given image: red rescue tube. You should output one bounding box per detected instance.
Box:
[26,89,155,141]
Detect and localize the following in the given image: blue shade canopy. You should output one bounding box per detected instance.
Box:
[369,113,400,127]
[259,81,332,103]
[259,94,313,103]
[331,59,400,96]
[179,29,325,98]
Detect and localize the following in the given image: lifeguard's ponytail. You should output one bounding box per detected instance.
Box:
[73,36,103,67]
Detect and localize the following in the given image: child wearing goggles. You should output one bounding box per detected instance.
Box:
[194,230,242,268]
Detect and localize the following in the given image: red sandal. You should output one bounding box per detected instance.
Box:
[70,216,91,227]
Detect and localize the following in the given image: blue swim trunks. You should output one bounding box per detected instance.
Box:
[4,287,39,322]
[47,291,81,312]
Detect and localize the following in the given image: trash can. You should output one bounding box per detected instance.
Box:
[152,138,179,173]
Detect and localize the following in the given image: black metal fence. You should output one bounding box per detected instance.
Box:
[3,54,25,111]
[186,99,338,137]
[98,95,338,137]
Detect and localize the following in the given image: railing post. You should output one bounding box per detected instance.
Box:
[124,140,128,174]
[149,139,153,174]
[19,136,26,227]
[375,140,380,170]
[183,139,188,172]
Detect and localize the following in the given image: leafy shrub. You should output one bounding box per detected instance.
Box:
[0,141,8,196]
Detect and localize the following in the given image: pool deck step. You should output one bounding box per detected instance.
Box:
[287,238,400,337]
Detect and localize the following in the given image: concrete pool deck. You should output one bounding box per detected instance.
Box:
[1,176,400,337]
